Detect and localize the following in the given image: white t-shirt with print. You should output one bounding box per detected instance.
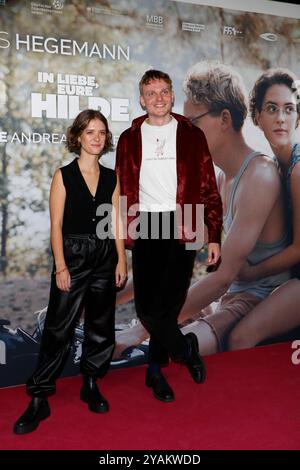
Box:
[139,117,177,212]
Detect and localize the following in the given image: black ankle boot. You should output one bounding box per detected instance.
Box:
[13,397,50,435]
[80,376,109,413]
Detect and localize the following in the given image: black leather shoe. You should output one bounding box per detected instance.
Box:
[13,397,50,435]
[145,369,174,402]
[185,332,206,384]
[80,376,109,413]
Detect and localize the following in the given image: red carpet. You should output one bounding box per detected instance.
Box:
[0,342,299,450]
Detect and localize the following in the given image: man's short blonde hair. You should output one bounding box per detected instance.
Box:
[139,69,172,95]
[183,60,248,131]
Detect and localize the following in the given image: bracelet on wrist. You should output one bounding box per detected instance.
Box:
[54,266,67,275]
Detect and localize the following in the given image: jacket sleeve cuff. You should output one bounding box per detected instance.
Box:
[208,230,221,245]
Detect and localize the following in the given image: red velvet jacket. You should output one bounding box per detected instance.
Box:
[116,112,222,248]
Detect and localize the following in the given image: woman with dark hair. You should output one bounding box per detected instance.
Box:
[228,68,300,349]
[13,109,127,435]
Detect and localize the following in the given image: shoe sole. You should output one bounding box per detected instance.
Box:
[80,395,109,413]
[13,408,50,435]
[152,390,175,403]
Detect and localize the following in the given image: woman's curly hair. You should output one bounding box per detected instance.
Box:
[250,68,300,127]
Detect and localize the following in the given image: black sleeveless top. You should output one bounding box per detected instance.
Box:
[60,158,117,235]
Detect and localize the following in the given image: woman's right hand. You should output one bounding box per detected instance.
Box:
[55,267,71,292]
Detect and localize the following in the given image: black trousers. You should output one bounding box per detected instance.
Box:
[132,213,196,365]
[27,234,117,397]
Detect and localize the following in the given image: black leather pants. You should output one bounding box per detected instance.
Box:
[27,234,117,397]
[132,213,195,366]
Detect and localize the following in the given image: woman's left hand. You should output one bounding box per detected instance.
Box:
[115,258,127,289]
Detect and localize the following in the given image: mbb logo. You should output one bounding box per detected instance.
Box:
[146,15,163,25]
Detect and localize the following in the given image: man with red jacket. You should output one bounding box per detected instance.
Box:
[116,70,222,402]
